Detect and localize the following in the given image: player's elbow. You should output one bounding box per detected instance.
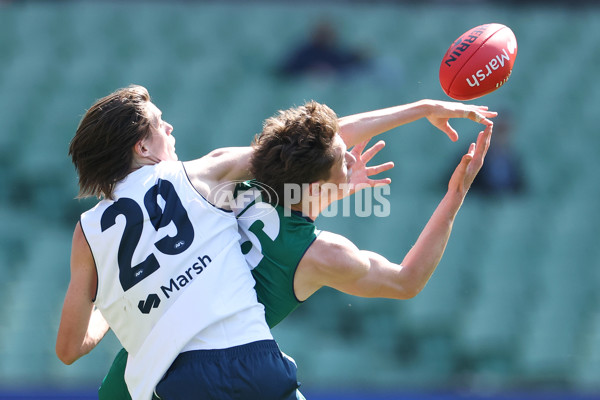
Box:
[400,273,431,299]
[56,348,76,365]
[392,261,435,299]
[386,266,426,300]
[56,350,76,365]
[56,340,79,365]
[390,276,429,300]
[400,284,424,300]
[386,284,420,300]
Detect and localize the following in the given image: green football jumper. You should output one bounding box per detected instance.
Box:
[235,180,319,327]
[98,181,318,400]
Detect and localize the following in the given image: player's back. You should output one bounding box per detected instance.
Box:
[81,161,271,400]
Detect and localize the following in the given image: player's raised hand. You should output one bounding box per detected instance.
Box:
[348,140,394,192]
[424,100,497,142]
[448,124,492,195]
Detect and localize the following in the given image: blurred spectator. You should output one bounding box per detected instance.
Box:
[469,110,526,196]
[278,21,370,79]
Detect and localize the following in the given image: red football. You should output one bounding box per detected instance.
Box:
[439,23,518,100]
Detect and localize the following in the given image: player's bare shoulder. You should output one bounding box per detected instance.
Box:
[308,231,365,268]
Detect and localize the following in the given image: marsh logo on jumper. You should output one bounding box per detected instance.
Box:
[138,293,161,314]
[159,254,213,300]
[136,254,213,314]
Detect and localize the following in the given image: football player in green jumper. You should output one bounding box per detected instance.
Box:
[98,99,495,399]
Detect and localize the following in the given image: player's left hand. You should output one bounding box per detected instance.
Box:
[425,100,497,142]
[347,140,394,194]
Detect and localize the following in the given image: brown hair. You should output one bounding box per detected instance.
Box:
[68,85,153,199]
[250,101,339,205]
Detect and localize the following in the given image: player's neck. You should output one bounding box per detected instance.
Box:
[289,198,322,221]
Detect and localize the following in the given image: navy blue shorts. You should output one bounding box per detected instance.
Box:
[154,340,301,400]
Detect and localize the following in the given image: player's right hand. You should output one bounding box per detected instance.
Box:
[447,124,493,195]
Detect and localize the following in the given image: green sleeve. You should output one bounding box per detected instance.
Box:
[98,347,132,400]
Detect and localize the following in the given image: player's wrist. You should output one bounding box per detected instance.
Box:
[415,99,434,117]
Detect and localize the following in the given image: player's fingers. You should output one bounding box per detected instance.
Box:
[476,125,493,156]
[483,128,492,153]
[470,130,491,171]
[452,150,472,182]
[467,105,498,116]
[443,122,459,142]
[361,140,386,163]
[467,142,476,159]
[456,144,474,172]
[351,140,368,157]
[464,110,494,126]
[448,143,474,190]
[366,161,395,176]
[480,109,498,118]
[371,178,392,187]
[472,105,498,115]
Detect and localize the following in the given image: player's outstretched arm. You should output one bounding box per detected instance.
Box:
[294,125,492,301]
[396,124,492,292]
[183,146,254,206]
[338,99,496,147]
[56,223,110,365]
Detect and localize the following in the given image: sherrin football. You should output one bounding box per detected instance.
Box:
[439,23,518,100]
